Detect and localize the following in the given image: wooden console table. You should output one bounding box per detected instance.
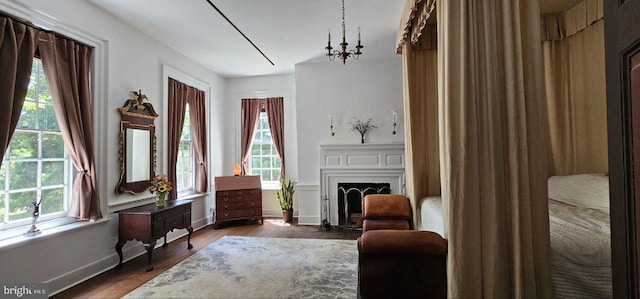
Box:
[214,176,263,229]
[115,199,194,271]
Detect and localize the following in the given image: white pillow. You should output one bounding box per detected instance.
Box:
[548,173,610,211]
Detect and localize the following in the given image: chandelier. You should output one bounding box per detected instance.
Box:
[325,0,363,64]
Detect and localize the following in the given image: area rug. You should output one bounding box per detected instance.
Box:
[123,236,358,298]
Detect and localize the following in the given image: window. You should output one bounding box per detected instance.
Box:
[249,112,281,183]
[176,103,194,193]
[1,58,71,230]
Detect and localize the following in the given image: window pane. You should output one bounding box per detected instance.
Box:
[9,162,37,189]
[251,157,260,169]
[254,131,262,142]
[42,134,64,158]
[272,169,280,181]
[251,144,260,155]
[8,131,38,159]
[264,130,272,143]
[0,166,5,186]
[42,161,64,186]
[0,194,5,222]
[261,117,269,130]
[273,157,281,168]
[261,169,271,181]
[8,190,35,221]
[38,103,59,131]
[252,169,260,175]
[17,101,37,129]
[261,144,270,155]
[262,157,271,168]
[41,188,64,214]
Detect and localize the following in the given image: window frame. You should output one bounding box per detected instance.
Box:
[248,110,282,188]
[176,103,195,196]
[0,58,74,235]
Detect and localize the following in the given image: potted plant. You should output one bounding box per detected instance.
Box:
[276,176,296,223]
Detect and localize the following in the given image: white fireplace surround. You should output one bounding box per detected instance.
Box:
[319,143,405,225]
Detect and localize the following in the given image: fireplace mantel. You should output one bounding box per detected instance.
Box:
[319,143,405,225]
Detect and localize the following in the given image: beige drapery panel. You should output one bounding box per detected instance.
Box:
[396,0,436,54]
[0,16,39,163]
[240,99,261,175]
[264,97,285,177]
[402,42,439,229]
[167,78,188,200]
[438,0,552,297]
[40,33,102,220]
[543,13,607,175]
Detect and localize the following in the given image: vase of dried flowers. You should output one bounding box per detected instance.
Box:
[150,175,172,207]
[349,118,377,143]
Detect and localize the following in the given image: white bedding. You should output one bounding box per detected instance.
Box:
[419,186,612,298]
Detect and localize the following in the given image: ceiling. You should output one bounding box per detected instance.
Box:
[87,0,584,79]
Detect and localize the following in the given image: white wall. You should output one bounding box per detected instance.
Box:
[0,0,225,295]
[294,58,404,224]
[224,74,297,217]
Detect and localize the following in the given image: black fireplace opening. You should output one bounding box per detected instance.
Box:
[337,183,391,228]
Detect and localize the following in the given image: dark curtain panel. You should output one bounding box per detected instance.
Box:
[265,97,285,177]
[187,87,207,193]
[0,16,39,163]
[167,78,188,200]
[240,99,262,175]
[39,32,102,220]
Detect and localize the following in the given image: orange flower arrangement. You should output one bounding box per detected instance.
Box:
[150,175,172,196]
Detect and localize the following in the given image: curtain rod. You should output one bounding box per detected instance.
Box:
[204,0,275,66]
[0,11,93,48]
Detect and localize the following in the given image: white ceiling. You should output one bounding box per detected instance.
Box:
[87,0,583,79]
[87,0,405,78]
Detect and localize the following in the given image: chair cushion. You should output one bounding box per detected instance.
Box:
[358,230,447,255]
[362,194,412,220]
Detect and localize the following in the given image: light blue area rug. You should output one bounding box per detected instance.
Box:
[123,236,358,298]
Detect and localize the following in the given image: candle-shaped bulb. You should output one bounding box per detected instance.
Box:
[328,114,333,126]
[392,110,397,123]
[358,26,361,41]
[328,28,331,43]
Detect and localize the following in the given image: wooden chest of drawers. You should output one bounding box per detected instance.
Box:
[214,176,263,228]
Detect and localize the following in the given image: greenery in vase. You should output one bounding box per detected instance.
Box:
[276,176,296,211]
[349,118,377,143]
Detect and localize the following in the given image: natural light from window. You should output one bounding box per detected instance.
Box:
[250,112,281,184]
[177,103,194,193]
[0,58,71,230]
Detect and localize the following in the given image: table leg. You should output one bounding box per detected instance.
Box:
[187,226,193,249]
[143,241,156,271]
[114,240,126,270]
[162,233,168,248]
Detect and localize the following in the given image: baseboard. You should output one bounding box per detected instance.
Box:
[47,215,211,296]
[297,215,320,225]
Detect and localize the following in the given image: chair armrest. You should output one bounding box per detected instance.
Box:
[358,230,447,255]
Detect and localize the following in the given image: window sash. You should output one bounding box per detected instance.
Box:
[249,112,281,183]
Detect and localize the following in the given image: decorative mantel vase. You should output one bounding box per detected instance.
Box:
[360,132,365,144]
[156,193,166,207]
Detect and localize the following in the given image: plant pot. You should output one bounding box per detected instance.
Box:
[282,209,293,223]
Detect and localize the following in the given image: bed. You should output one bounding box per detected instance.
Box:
[419,173,612,298]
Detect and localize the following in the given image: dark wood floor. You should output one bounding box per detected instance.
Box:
[52,218,361,299]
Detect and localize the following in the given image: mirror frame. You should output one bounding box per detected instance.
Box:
[115,94,158,195]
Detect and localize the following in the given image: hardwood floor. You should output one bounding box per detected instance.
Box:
[52,218,361,299]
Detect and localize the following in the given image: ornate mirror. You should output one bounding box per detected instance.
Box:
[115,90,158,195]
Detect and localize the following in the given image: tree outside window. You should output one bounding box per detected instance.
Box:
[250,112,281,183]
[1,58,71,229]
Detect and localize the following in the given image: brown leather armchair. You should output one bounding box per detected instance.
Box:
[357,194,448,299]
